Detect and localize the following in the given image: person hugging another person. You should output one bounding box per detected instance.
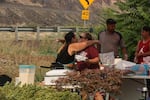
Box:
[75,32,104,100]
[56,31,99,69]
[56,32,104,100]
[75,32,101,71]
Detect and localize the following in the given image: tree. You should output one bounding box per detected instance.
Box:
[114,0,150,60]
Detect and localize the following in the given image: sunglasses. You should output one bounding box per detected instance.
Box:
[79,35,86,39]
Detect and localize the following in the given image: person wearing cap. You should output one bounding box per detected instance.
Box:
[98,18,128,60]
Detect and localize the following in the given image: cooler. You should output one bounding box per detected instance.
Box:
[44,69,71,85]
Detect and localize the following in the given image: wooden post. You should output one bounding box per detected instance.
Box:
[57,26,60,32]
[15,27,18,41]
[36,26,40,40]
[76,27,79,32]
[83,20,86,28]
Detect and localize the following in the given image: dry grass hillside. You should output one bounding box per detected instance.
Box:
[0,0,116,26]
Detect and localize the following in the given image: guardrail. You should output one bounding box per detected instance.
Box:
[0,26,91,40]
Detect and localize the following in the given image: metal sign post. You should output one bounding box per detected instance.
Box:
[84,20,86,28]
[81,9,90,27]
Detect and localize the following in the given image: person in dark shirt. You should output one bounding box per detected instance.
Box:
[75,33,100,71]
[98,18,128,60]
[76,33,104,100]
[56,31,99,68]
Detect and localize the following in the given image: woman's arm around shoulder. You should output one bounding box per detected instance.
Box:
[68,40,99,56]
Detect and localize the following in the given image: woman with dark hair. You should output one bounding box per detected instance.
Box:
[56,31,77,64]
[56,31,99,68]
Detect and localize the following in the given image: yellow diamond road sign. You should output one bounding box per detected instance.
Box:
[79,0,94,9]
[81,10,89,20]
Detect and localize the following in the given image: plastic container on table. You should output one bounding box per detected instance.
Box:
[19,65,35,86]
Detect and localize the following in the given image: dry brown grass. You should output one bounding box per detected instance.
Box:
[0,54,54,77]
[0,40,61,81]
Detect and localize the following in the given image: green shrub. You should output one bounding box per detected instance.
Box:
[0,83,80,100]
[114,0,150,60]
